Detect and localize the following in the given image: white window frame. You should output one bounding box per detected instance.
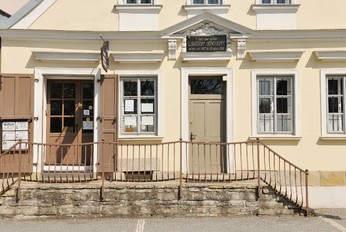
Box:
[321,70,346,138]
[251,70,300,138]
[189,0,223,5]
[257,0,293,4]
[121,0,156,4]
[117,70,163,139]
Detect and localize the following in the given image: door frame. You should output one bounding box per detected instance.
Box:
[33,68,101,174]
[181,67,233,173]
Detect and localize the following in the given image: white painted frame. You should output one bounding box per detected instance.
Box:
[115,70,163,140]
[251,70,301,138]
[33,68,101,174]
[181,67,233,173]
[320,69,346,139]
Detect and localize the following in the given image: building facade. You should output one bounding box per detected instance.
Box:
[0,0,346,207]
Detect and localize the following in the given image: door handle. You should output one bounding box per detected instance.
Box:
[190,132,196,141]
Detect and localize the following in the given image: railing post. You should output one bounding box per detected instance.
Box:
[256,138,261,199]
[179,138,183,200]
[16,140,22,203]
[305,169,310,215]
[100,140,105,201]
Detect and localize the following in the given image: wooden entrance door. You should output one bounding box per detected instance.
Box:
[189,77,226,174]
[46,80,94,165]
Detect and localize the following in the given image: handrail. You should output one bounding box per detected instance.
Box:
[0,139,309,212]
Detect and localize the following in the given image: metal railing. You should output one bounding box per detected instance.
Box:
[0,139,309,211]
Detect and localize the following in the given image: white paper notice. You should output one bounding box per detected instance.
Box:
[83,121,93,130]
[16,131,29,140]
[141,103,153,113]
[83,109,90,116]
[2,122,15,130]
[2,141,15,150]
[124,116,137,126]
[2,132,15,140]
[16,122,29,130]
[125,100,134,112]
[141,116,154,126]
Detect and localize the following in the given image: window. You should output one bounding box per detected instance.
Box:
[257,76,293,134]
[191,0,222,5]
[326,76,346,133]
[259,0,292,4]
[121,77,157,135]
[126,0,153,4]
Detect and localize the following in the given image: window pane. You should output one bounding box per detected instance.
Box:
[64,100,75,115]
[83,83,94,99]
[141,0,151,3]
[328,79,342,95]
[83,100,94,116]
[276,114,292,132]
[276,97,288,113]
[50,100,62,115]
[124,116,137,133]
[259,80,271,95]
[276,79,289,95]
[328,97,341,113]
[328,114,344,132]
[50,118,62,133]
[277,0,290,3]
[261,0,271,3]
[141,80,155,96]
[190,79,223,94]
[208,0,219,4]
[64,118,75,131]
[258,114,273,132]
[50,83,62,98]
[193,0,204,4]
[140,115,155,132]
[124,99,137,114]
[64,83,76,98]
[126,0,137,3]
[141,98,155,113]
[124,81,138,96]
[259,98,272,113]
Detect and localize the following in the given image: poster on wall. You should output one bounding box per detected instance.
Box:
[1,121,29,150]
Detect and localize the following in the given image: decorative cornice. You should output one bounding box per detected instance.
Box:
[252,4,300,13]
[33,51,100,62]
[315,51,346,61]
[249,51,303,62]
[181,52,232,61]
[111,52,165,63]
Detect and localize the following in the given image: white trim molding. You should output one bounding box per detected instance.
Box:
[115,69,163,140]
[111,52,165,63]
[181,67,233,173]
[181,52,232,61]
[315,51,346,61]
[33,51,100,62]
[249,51,303,62]
[33,67,101,174]
[320,69,346,139]
[251,70,301,139]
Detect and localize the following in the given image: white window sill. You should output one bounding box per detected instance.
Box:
[118,136,163,141]
[252,4,300,13]
[115,5,162,12]
[249,135,302,141]
[319,136,346,141]
[183,5,230,10]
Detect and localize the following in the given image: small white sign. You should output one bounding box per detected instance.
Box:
[125,100,134,112]
[16,122,29,130]
[83,109,90,116]
[16,131,28,140]
[83,121,93,130]
[124,116,137,126]
[2,131,16,140]
[2,122,15,131]
[141,116,154,126]
[141,103,153,113]
[2,141,15,150]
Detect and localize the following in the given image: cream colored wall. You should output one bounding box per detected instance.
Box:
[28,0,346,32]
[30,0,118,31]
[2,39,346,172]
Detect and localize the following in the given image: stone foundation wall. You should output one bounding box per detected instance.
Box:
[0,182,300,218]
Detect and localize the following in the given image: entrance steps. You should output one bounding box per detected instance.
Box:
[0,180,307,218]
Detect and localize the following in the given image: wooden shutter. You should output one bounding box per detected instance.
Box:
[99,74,118,172]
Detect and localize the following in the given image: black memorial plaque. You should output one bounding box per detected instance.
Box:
[187,35,227,52]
